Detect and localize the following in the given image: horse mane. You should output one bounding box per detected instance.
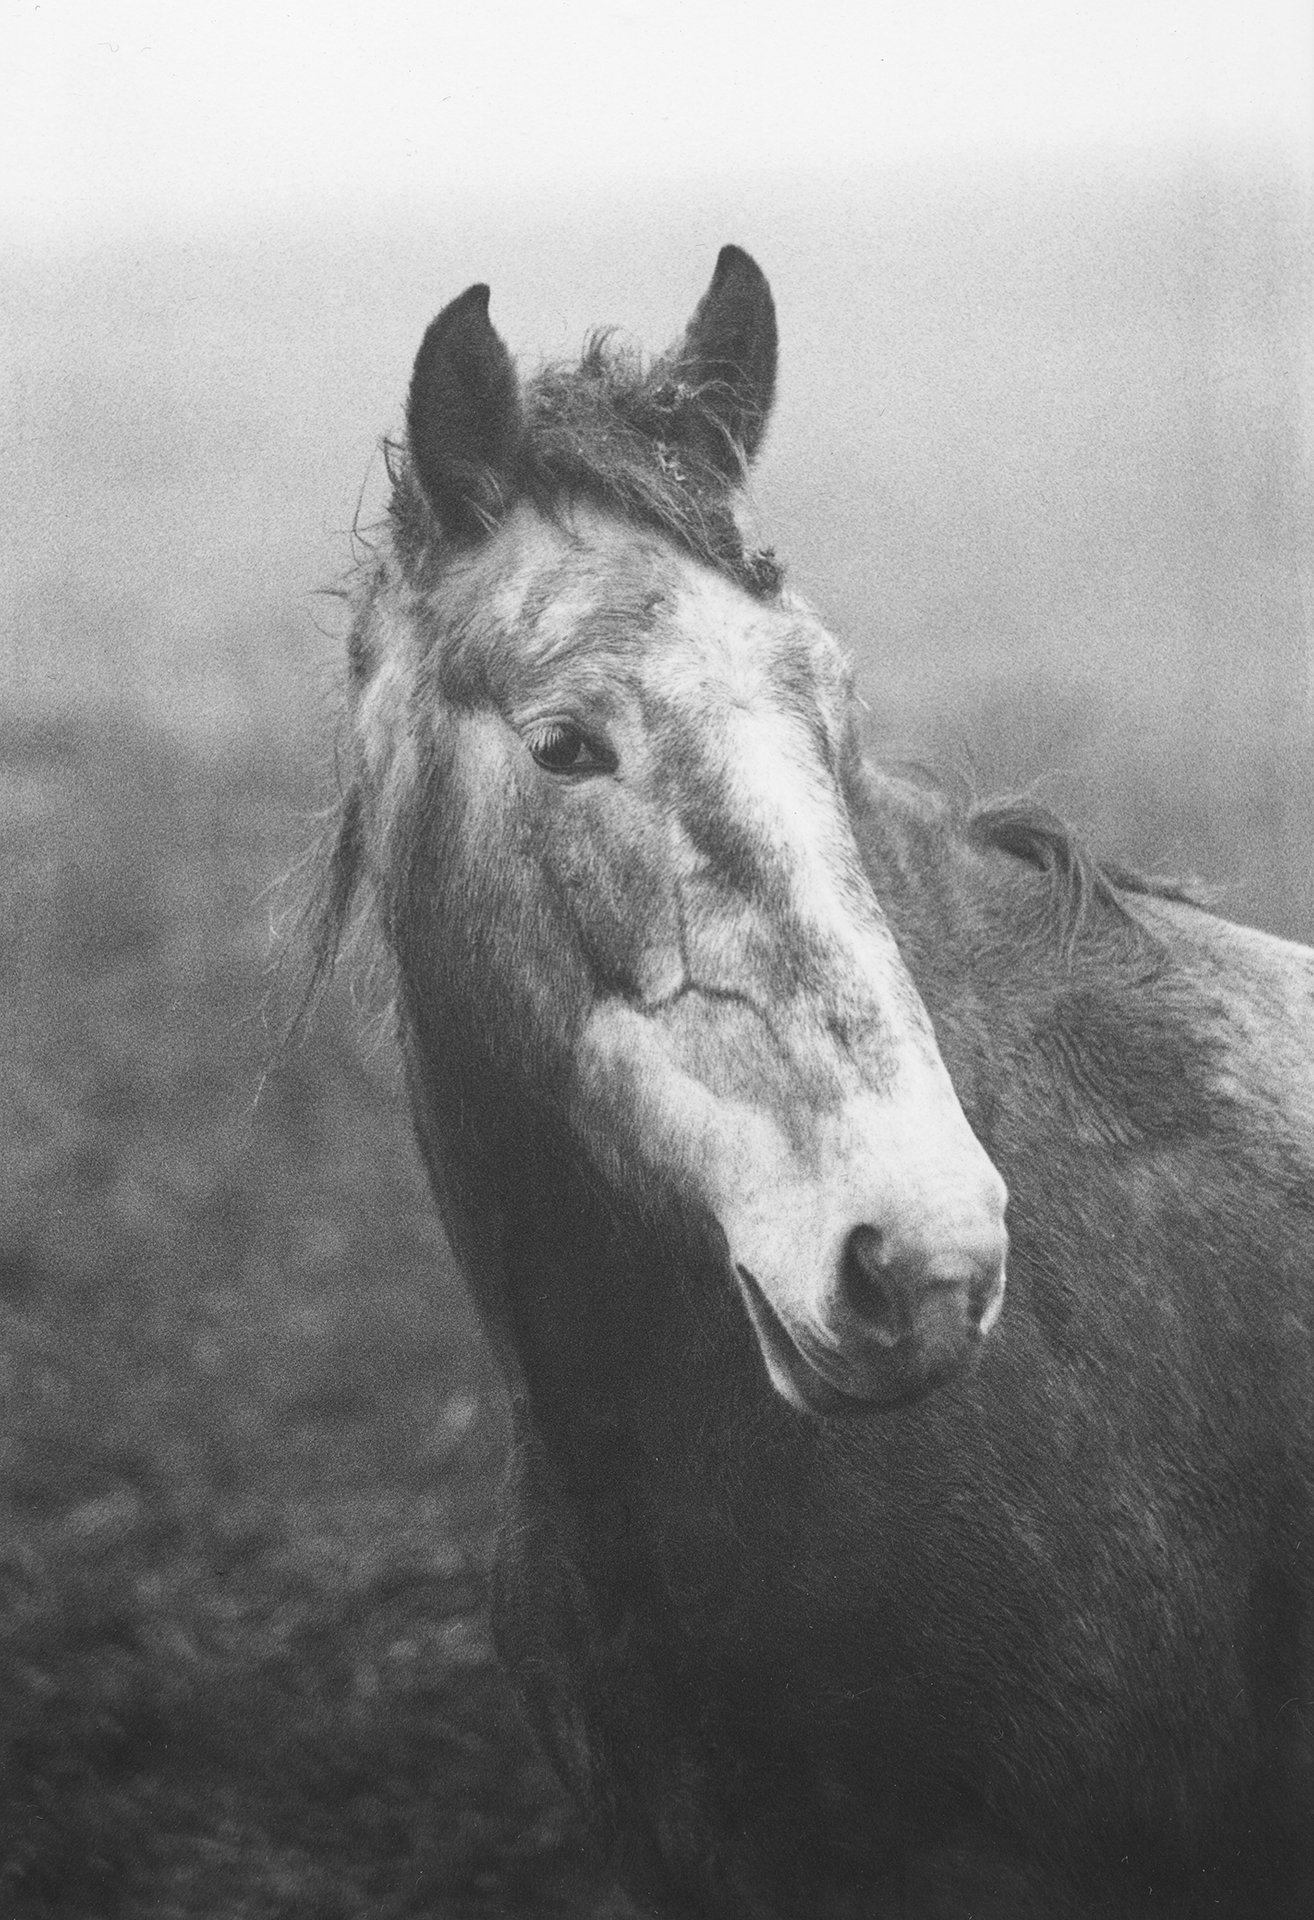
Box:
[388,330,783,598]
[962,792,1204,958]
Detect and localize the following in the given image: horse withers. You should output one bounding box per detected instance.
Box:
[319,247,1313,1916]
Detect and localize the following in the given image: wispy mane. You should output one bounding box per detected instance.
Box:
[390,331,783,597]
[964,792,1203,958]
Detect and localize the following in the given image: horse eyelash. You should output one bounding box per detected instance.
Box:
[525,720,617,776]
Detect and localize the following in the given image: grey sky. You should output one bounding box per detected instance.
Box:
[6,1,1311,244]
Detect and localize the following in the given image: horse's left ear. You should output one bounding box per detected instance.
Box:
[674,245,778,475]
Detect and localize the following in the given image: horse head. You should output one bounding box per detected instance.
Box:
[343,247,1008,1415]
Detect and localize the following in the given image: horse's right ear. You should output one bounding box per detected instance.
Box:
[406,284,523,541]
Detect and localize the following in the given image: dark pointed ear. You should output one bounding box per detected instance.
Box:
[673,245,777,475]
[406,284,522,540]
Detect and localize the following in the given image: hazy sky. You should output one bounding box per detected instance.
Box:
[6,0,1311,243]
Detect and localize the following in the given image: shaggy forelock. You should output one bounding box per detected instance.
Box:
[389,332,783,598]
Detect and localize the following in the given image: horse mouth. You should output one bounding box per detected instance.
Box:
[735,1264,887,1418]
[734,1263,982,1418]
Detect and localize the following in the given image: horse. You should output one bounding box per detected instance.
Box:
[316,246,1314,1917]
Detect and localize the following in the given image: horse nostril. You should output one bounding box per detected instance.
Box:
[840,1225,912,1348]
[967,1265,998,1328]
[840,1222,1006,1349]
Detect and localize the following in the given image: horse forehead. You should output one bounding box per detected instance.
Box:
[362,502,834,724]
[637,568,836,716]
[457,501,807,654]
[486,508,669,630]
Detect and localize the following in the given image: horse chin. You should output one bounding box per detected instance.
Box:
[734,1264,979,1418]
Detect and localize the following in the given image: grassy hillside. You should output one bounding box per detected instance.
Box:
[1,149,1309,1910]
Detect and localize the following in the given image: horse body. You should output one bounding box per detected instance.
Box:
[325,249,1314,1915]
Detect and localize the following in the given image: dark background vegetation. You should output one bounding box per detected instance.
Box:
[2,150,1310,1912]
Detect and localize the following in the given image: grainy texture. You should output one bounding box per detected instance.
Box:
[3,156,1308,1912]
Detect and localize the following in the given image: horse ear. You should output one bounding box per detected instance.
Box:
[674,245,778,475]
[406,284,523,540]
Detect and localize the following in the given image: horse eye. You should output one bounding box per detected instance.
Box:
[526,723,614,776]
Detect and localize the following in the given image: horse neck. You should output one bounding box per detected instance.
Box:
[844,771,973,980]
[841,768,1047,1129]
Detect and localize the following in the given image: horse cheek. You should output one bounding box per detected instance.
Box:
[547,816,684,1006]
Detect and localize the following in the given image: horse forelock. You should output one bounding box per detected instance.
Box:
[389,329,783,600]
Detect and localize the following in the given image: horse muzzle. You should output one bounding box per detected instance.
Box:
[735,1215,1008,1416]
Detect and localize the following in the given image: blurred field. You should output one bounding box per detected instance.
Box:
[0,706,633,1915]
[1,151,1310,1912]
